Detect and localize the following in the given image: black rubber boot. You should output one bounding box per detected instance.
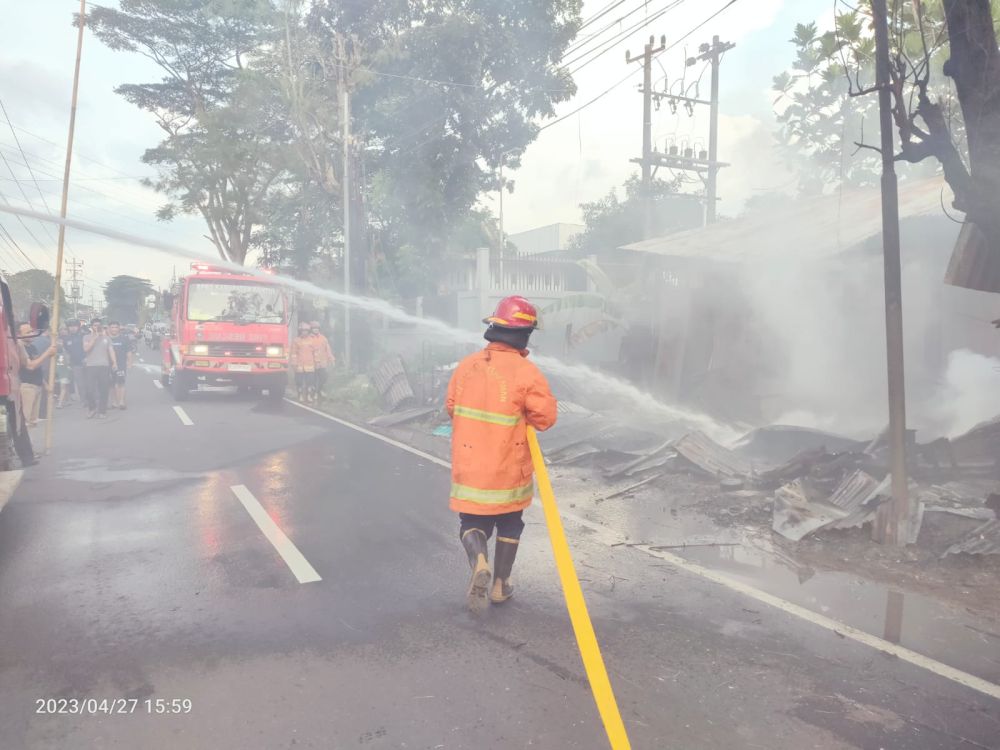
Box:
[490,537,519,604]
[461,528,491,611]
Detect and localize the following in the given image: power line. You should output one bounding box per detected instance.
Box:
[577,0,632,34]
[0,185,48,262]
[564,0,682,63]
[567,0,690,75]
[0,215,37,269]
[540,0,744,133]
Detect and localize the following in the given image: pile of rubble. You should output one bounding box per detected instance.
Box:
[539,410,1000,556]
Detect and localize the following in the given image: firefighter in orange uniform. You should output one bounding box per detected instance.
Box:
[446,295,558,609]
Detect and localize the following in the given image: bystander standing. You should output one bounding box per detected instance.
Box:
[62,319,86,403]
[17,323,57,428]
[107,322,134,410]
[82,319,117,419]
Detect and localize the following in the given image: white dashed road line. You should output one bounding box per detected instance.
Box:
[230,484,321,584]
[152,379,163,389]
[172,406,193,425]
[284,397,1000,701]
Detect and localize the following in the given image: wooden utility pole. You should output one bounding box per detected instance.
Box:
[872,0,910,546]
[626,35,665,239]
[45,0,86,453]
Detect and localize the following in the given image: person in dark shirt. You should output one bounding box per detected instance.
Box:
[18,322,57,427]
[62,319,86,403]
[108,321,133,410]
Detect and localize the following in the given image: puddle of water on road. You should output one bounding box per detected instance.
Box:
[673,540,1000,684]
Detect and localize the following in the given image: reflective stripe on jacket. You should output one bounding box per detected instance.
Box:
[446,342,558,515]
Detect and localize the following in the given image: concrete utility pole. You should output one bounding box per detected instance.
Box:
[45,0,86,454]
[626,35,665,240]
[871,0,910,546]
[705,35,729,224]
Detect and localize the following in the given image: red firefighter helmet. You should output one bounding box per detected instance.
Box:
[483,295,539,329]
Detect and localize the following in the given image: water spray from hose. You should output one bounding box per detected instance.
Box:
[0,204,738,442]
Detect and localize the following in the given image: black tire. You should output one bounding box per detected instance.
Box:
[171,369,189,401]
[265,384,285,402]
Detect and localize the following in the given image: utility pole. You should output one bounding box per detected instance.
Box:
[705,35,728,223]
[341,85,351,371]
[67,257,83,318]
[626,35,665,239]
[640,36,734,225]
[871,0,910,546]
[45,0,86,454]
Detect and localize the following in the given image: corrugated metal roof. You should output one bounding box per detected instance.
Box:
[672,431,751,478]
[620,177,950,264]
[945,519,1000,555]
[828,470,880,514]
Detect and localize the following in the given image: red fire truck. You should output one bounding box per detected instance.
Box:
[161,264,290,401]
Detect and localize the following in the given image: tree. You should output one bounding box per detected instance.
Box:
[7,270,66,322]
[775,1,1000,255]
[87,1,289,265]
[567,176,702,256]
[269,0,581,293]
[104,275,155,325]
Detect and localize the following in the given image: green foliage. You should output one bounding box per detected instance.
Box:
[567,175,702,255]
[88,0,290,265]
[93,0,582,292]
[772,1,1000,191]
[104,275,155,325]
[7,269,66,321]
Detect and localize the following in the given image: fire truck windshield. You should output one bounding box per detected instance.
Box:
[186,280,285,324]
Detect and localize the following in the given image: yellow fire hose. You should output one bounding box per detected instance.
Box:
[526,426,632,750]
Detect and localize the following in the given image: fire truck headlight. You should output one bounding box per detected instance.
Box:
[191,344,209,355]
[265,345,283,358]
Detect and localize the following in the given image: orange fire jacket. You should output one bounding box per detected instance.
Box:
[446,342,558,516]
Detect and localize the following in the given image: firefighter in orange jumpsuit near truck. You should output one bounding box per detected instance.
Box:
[446,296,558,610]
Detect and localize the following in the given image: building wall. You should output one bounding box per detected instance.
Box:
[507,223,584,256]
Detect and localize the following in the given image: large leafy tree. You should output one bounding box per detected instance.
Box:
[774,1,1000,255]
[271,0,581,292]
[104,275,155,324]
[7,270,66,320]
[87,0,288,265]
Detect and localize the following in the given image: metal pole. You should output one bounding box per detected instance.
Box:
[707,35,721,224]
[873,0,910,546]
[341,86,351,371]
[498,160,504,254]
[45,0,86,453]
[641,38,653,239]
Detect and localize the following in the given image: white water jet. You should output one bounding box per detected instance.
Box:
[0,204,737,442]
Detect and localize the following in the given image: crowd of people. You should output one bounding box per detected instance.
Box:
[289,320,334,405]
[17,318,137,426]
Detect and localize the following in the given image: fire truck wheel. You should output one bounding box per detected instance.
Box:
[265,384,285,402]
[171,370,190,401]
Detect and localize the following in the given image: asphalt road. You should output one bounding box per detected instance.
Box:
[0,357,997,750]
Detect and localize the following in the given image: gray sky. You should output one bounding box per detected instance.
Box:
[0,0,830,295]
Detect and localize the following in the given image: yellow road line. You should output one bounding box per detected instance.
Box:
[527,427,632,750]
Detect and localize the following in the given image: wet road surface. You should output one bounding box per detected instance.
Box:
[0,357,998,749]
